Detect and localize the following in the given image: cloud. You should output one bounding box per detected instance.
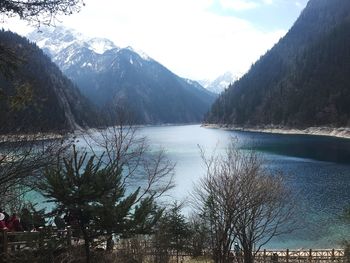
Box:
[295,1,304,8]
[262,0,273,5]
[2,0,286,80]
[218,0,274,11]
[219,0,260,11]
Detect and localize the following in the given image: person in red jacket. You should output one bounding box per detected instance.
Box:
[7,213,23,232]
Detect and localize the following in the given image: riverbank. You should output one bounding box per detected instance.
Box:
[202,124,350,139]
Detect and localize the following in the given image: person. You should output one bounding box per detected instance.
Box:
[54,215,66,230]
[20,208,34,231]
[0,212,8,230]
[7,213,23,232]
[32,210,45,230]
[55,215,66,238]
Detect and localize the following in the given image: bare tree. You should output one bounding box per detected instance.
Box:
[193,140,295,263]
[0,0,84,26]
[84,110,176,202]
[0,134,69,212]
[235,166,294,263]
[193,142,246,263]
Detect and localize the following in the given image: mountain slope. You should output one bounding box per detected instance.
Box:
[0,30,99,134]
[28,27,215,124]
[206,0,350,128]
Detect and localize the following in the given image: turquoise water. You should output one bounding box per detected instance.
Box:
[26,124,350,249]
[137,125,350,249]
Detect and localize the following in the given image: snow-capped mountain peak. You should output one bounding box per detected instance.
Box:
[86,38,117,54]
[28,26,118,56]
[199,72,237,94]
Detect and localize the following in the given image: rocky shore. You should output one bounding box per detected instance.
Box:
[0,132,64,143]
[202,124,350,139]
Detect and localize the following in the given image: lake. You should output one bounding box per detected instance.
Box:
[137,124,350,249]
[28,124,350,249]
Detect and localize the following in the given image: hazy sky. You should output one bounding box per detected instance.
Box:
[2,0,309,80]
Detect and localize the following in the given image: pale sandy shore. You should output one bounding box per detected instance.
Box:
[0,132,65,143]
[202,124,350,139]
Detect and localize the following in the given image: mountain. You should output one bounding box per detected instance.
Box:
[28,27,215,124]
[0,30,99,134]
[206,0,350,128]
[199,72,237,94]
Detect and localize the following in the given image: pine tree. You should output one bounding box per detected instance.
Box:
[37,145,161,263]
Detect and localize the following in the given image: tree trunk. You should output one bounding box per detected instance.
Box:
[81,226,90,263]
[223,240,232,263]
[106,233,114,251]
[213,247,220,263]
[176,237,179,263]
[243,247,254,263]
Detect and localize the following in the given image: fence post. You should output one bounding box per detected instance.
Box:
[286,249,289,263]
[263,249,266,263]
[67,227,72,246]
[1,230,8,255]
[309,249,312,262]
[331,248,335,262]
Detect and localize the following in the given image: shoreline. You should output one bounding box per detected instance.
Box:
[2,123,350,142]
[0,132,65,143]
[0,123,202,143]
[202,124,350,140]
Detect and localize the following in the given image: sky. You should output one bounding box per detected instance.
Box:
[2,0,309,81]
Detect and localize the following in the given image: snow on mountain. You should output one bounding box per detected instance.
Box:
[28,26,118,56]
[86,38,117,54]
[183,78,214,96]
[27,26,155,75]
[199,72,237,94]
[198,79,211,89]
[125,46,152,61]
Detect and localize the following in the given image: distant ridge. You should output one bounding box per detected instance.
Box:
[205,0,350,128]
[28,27,216,124]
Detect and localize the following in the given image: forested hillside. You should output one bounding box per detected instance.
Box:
[206,0,350,128]
[0,30,99,134]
